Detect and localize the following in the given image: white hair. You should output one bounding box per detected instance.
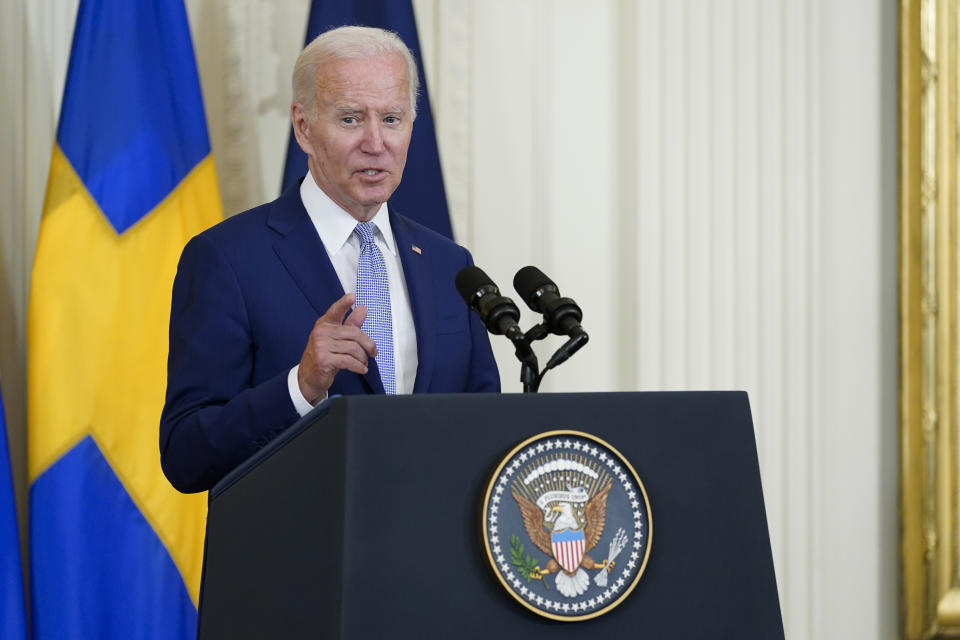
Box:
[292,25,420,120]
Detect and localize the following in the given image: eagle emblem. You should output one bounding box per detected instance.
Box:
[482,430,652,621]
[513,481,611,597]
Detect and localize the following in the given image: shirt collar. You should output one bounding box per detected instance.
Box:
[299,171,397,256]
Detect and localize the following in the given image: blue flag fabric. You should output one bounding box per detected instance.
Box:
[0,383,27,640]
[281,0,453,239]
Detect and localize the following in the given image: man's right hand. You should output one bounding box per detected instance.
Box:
[297,293,377,403]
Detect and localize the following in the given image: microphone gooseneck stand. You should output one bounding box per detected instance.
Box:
[514,321,589,393]
[455,265,589,393]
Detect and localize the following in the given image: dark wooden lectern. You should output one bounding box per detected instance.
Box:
[197,391,783,639]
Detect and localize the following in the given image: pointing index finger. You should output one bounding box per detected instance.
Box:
[321,293,356,324]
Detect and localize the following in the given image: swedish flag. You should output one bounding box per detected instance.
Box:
[28,0,221,637]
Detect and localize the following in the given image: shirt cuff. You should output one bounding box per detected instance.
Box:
[287,365,326,417]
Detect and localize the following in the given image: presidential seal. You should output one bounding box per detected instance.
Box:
[481,430,652,621]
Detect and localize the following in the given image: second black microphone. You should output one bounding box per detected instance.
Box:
[455,266,523,336]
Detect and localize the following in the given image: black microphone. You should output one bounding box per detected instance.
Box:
[455,266,523,337]
[513,266,584,337]
[456,265,539,391]
[513,266,588,371]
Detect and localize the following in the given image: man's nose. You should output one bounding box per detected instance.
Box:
[360,121,385,153]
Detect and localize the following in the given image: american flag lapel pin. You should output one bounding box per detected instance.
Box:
[411,244,422,255]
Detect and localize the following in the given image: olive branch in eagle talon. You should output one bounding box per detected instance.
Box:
[509,534,548,588]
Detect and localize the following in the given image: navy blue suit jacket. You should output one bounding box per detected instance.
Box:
[160,182,499,492]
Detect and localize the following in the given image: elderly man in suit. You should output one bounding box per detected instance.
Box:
[160,26,499,493]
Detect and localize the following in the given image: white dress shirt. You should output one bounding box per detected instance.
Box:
[287,172,419,415]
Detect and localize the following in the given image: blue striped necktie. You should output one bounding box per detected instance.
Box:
[354,221,395,394]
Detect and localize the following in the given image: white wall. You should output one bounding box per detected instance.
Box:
[0,1,897,637]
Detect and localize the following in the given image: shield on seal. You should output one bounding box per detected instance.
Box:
[551,528,586,573]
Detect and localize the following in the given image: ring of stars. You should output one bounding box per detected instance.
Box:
[484,432,650,619]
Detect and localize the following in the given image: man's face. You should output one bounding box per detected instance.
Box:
[292,53,413,222]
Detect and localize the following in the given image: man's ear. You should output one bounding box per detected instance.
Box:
[291,103,313,155]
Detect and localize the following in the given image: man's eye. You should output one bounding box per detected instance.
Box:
[384,116,399,124]
[342,116,358,125]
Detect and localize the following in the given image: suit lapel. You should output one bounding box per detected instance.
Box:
[392,214,436,393]
[268,186,383,394]
[269,193,344,318]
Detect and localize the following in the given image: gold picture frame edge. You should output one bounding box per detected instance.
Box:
[900,1,960,638]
